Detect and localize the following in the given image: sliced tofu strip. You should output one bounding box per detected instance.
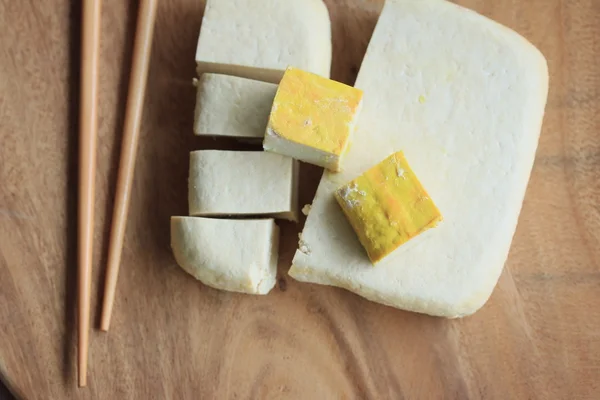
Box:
[189,150,299,221]
[194,74,277,139]
[290,0,549,317]
[171,217,279,294]
[195,0,332,83]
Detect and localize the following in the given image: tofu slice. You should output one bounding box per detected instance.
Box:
[335,151,443,264]
[189,150,299,221]
[194,74,277,139]
[195,0,332,83]
[263,67,364,171]
[171,217,279,294]
[290,0,549,317]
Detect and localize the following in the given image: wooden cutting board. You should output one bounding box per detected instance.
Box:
[1,0,599,398]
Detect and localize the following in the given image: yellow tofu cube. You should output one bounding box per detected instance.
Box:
[335,151,443,264]
[263,67,363,171]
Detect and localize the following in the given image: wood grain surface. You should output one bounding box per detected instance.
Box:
[1,0,599,399]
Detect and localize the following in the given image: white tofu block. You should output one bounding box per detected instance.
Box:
[194,74,277,139]
[195,0,332,83]
[289,0,549,317]
[189,150,299,221]
[171,217,279,294]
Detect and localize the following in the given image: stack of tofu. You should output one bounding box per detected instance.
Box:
[172,0,549,318]
[171,0,333,295]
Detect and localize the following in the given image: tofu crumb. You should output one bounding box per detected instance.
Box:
[266,127,278,137]
[338,183,362,207]
[301,204,312,216]
[299,240,311,255]
[396,167,406,179]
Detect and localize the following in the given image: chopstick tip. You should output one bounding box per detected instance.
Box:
[100,303,112,332]
[78,368,87,388]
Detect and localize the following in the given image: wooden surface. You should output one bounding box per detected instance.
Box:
[0,0,599,398]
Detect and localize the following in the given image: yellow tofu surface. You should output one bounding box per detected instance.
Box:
[335,151,442,264]
[264,67,363,171]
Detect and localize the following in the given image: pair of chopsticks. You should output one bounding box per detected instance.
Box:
[78,0,158,387]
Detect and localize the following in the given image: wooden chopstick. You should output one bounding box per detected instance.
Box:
[78,0,102,388]
[100,0,159,332]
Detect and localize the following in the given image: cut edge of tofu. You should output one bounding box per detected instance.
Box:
[339,97,364,169]
[289,159,300,222]
[263,127,340,172]
[188,210,298,222]
[262,222,280,293]
[196,62,286,85]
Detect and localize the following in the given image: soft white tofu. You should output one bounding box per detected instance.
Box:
[289,0,549,317]
[188,150,299,221]
[194,74,277,139]
[195,0,332,83]
[171,217,279,294]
